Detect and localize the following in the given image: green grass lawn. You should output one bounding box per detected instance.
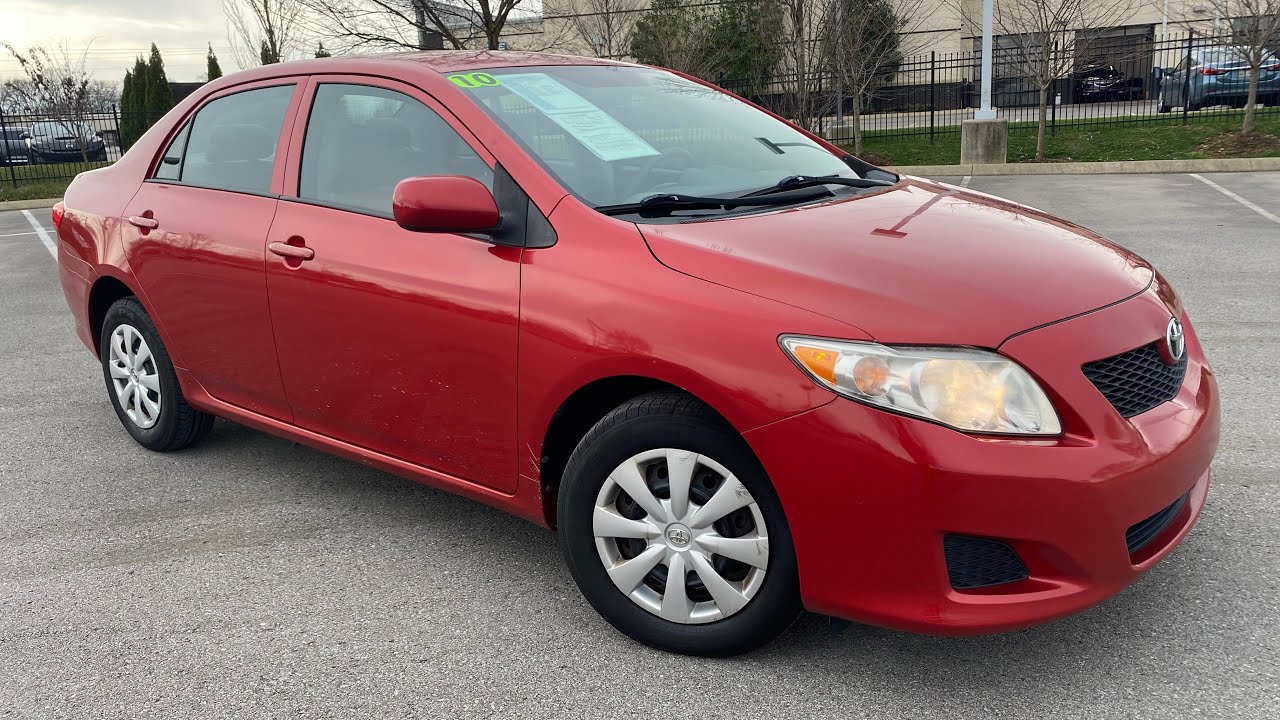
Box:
[854,114,1280,166]
[0,161,109,202]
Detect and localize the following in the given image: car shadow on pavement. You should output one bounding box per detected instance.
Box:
[173,417,1216,683]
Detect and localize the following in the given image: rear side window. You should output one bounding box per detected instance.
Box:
[174,84,294,194]
[298,83,493,217]
[153,123,190,181]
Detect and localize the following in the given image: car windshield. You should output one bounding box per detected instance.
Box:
[33,121,83,138]
[453,65,858,208]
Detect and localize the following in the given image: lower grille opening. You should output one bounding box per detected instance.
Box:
[1126,493,1189,556]
[944,535,1029,590]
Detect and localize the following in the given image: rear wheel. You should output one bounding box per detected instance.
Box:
[558,392,801,657]
[100,297,214,451]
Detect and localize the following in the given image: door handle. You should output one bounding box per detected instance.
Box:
[268,241,314,261]
[127,215,158,229]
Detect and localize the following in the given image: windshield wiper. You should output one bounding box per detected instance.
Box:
[595,186,835,218]
[738,174,895,198]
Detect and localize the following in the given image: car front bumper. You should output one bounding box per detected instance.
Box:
[32,146,105,161]
[744,288,1219,634]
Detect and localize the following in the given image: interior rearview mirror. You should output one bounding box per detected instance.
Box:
[393,175,501,234]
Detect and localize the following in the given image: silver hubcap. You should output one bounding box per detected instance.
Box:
[593,449,769,624]
[108,324,161,429]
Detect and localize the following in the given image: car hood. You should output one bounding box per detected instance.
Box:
[638,179,1152,347]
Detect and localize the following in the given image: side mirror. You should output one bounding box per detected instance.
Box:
[20,131,31,140]
[393,175,500,233]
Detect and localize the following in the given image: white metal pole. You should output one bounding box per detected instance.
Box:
[1159,0,1169,81]
[975,0,997,119]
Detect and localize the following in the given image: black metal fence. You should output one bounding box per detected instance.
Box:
[0,106,144,191]
[4,30,1279,191]
[718,31,1280,146]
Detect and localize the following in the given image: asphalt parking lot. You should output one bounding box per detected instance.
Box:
[2,172,1278,719]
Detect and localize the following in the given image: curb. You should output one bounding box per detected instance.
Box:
[0,198,60,211]
[886,157,1280,176]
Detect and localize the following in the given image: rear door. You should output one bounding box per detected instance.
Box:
[264,76,520,492]
[120,80,303,420]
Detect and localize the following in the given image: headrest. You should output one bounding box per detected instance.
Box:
[363,117,411,149]
[206,123,274,163]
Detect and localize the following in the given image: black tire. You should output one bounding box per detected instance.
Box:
[558,391,801,657]
[99,297,214,451]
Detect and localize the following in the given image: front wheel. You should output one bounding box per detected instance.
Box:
[100,297,214,451]
[558,392,801,656]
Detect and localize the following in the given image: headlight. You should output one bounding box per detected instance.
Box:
[780,336,1062,436]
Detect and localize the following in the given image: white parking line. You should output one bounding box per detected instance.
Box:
[960,175,972,187]
[19,210,56,258]
[1189,173,1280,226]
[0,230,40,238]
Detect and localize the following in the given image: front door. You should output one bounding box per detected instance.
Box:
[120,81,301,419]
[264,78,520,492]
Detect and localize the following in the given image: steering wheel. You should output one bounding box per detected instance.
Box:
[620,147,695,198]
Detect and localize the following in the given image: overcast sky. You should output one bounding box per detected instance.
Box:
[0,0,236,86]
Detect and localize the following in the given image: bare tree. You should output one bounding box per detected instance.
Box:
[1199,0,1280,136]
[1,41,98,160]
[954,0,1140,161]
[822,0,929,155]
[552,0,644,58]
[776,0,839,132]
[85,80,122,112]
[224,0,307,69]
[301,0,542,52]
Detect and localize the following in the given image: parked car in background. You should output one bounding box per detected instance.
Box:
[1158,46,1280,112]
[53,53,1219,657]
[25,120,107,163]
[1,126,32,165]
[1075,64,1144,102]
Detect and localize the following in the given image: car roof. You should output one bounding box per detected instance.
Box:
[232,50,628,80]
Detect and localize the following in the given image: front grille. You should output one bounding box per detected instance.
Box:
[1126,493,1189,555]
[943,535,1029,590]
[1082,342,1187,417]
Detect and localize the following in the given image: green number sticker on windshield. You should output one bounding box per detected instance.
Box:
[448,72,502,88]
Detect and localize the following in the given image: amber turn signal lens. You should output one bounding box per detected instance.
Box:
[791,344,838,383]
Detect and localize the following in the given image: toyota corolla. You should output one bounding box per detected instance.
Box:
[52,52,1219,657]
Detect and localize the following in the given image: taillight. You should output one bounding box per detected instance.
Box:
[1267,63,1280,72]
[52,202,65,229]
[1199,67,1228,76]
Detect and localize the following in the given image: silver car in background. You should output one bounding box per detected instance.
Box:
[1158,46,1280,112]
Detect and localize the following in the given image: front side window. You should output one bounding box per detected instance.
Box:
[451,65,855,208]
[299,84,494,217]
[178,84,294,194]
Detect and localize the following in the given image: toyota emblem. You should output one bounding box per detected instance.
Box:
[1164,317,1185,364]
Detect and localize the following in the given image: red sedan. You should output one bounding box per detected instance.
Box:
[53,53,1218,657]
